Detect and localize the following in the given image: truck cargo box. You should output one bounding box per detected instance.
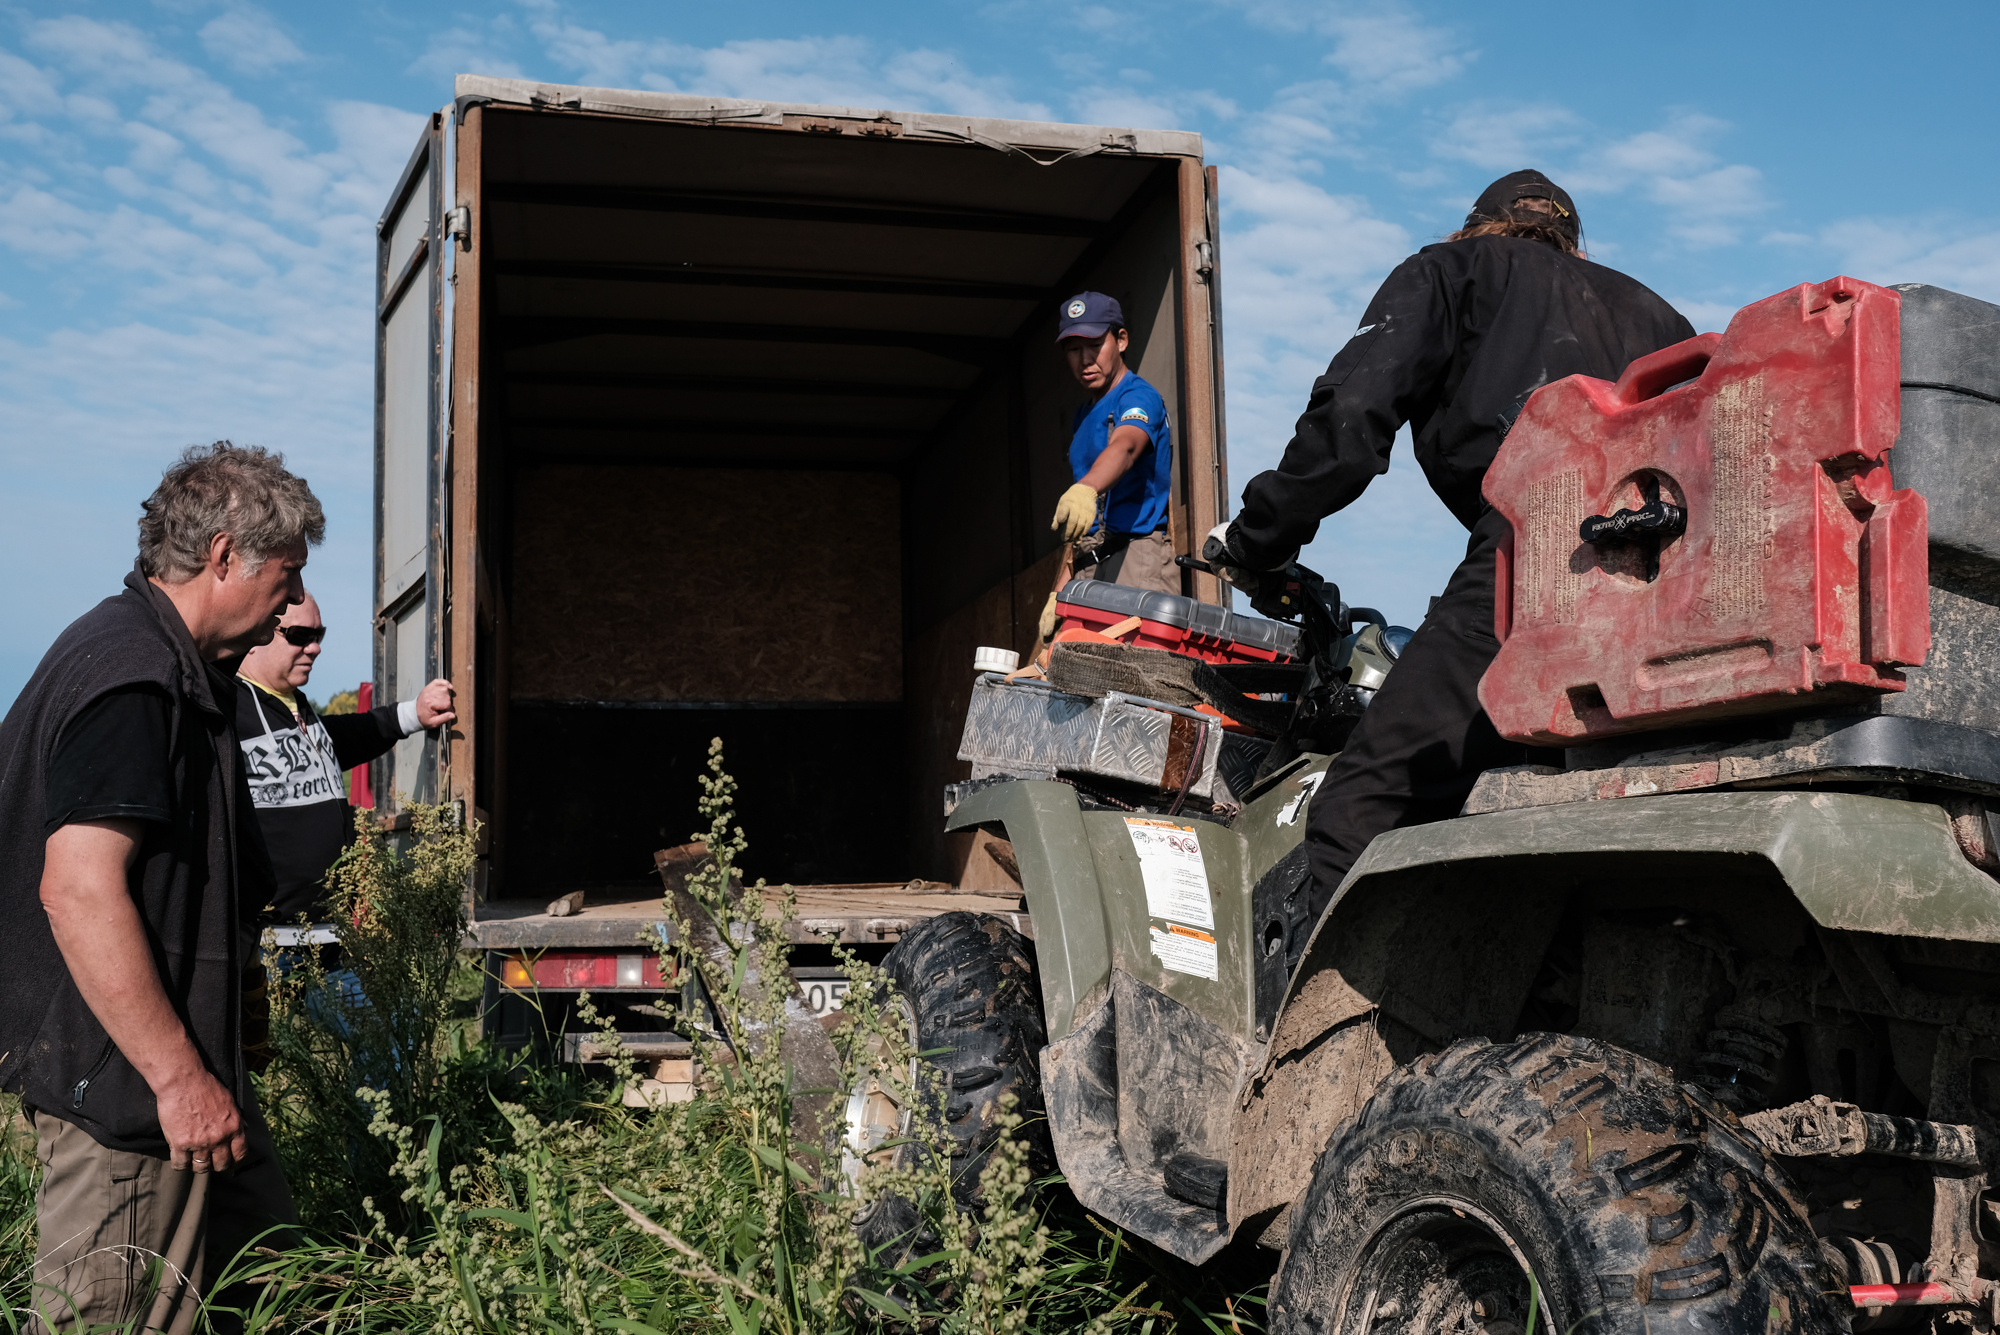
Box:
[369,76,1230,932]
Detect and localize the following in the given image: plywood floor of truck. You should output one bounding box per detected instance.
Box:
[468,883,1031,951]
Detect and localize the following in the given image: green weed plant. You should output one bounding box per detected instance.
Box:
[2,747,1268,1332]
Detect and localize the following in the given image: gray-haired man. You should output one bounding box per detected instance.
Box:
[0,442,314,1333]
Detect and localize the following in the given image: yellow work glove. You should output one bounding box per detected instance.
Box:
[1039,590,1061,641]
[1050,483,1099,543]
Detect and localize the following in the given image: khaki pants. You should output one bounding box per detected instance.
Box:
[28,1091,297,1335]
[1079,530,1181,594]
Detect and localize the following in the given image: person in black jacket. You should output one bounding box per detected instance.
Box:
[234,590,454,930]
[1210,170,1697,910]
[0,443,317,1332]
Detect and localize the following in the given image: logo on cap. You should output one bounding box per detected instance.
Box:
[1066,299,1087,319]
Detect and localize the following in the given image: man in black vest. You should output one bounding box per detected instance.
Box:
[1209,171,1696,915]
[0,443,318,1333]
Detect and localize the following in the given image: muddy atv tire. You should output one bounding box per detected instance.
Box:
[1270,1033,1838,1335]
[854,911,1048,1255]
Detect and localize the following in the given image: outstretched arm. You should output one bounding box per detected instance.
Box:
[1232,255,1455,568]
[323,677,458,770]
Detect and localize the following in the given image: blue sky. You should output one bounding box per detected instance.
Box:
[2,0,1996,707]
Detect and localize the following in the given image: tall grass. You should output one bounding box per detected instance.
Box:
[0,1094,35,1330]
[4,746,1271,1332]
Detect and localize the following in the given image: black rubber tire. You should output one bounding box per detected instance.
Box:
[1270,1033,1839,1335]
[857,911,1049,1253]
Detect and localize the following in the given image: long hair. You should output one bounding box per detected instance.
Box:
[1443,216,1584,258]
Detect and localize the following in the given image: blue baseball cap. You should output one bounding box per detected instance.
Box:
[1056,291,1124,343]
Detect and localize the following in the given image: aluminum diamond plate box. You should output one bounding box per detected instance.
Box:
[958,674,1223,799]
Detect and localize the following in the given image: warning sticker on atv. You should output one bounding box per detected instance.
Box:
[1125,818,1214,928]
[1148,923,1219,981]
[1126,818,1219,979]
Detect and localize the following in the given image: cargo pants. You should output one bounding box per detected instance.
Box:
[1079,529,1180,595]
[1301,507,1531,899]
[27,1089,297,1335]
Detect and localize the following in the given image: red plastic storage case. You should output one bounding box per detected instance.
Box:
[1480,277,1930,745]
[1054,578,1299,664]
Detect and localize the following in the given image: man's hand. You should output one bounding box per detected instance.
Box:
[414,678,456,729]
[1051,483,1099,543]
[42,820,243,1174]
[156,1068,246,1173]
[1202,522,1259,590]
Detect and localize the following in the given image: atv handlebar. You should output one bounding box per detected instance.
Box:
[1175,553,1362,657]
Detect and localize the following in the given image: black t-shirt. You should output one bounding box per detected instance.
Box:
[44,685,175,834]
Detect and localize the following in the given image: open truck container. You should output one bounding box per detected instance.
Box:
[370,75,1230,1057]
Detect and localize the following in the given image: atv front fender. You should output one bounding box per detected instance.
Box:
[946,781,1111,1043]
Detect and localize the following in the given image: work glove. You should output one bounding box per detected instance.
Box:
[1039,590,1061,641]
[1202,521,1265,589]
[1204,522,1304,616]
[1051,483,1100,544]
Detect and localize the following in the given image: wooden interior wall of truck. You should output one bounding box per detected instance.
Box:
[432,97,1226,903]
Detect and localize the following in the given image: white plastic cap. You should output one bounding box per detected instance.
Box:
[973,646,1020,675]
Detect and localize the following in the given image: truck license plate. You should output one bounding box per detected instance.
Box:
[793,969,850,1017]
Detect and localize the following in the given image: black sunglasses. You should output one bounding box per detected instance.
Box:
[279,625,327,647]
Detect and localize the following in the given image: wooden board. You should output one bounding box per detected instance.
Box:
[904,546,1068,879]
[468,883,1029,950]
[508,465,902,702]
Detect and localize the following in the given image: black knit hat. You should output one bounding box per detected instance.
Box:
[1465,169,1580,245]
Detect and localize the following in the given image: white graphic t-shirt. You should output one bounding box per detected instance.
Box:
[240,685,346,810]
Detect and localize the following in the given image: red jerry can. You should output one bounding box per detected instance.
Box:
[1479,277,1930,745]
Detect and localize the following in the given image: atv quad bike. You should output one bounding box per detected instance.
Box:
[860,279,2000,1334]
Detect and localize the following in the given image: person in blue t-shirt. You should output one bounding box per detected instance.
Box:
[1043,291,1178,634]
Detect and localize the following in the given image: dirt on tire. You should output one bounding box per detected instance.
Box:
[1271,1032,1838,1335]
[857,911,1048,1253]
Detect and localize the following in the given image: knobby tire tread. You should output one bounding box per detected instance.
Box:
[1271,1032,1838,1335]
[857,911,1048,1257]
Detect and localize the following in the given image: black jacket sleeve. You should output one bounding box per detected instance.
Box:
[1233,254,1458,569]
[319,705,405,771]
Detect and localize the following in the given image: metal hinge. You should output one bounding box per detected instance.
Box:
[1195,239,1215,284]
[445,205,471,248]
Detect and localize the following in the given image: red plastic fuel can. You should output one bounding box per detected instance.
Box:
[1479,277,1929,745]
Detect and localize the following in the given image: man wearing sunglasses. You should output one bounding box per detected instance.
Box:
[235,593,455,933]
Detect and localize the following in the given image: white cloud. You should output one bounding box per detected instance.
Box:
[1572,113,1768,242]
[1209,2,1472,95]
[1071,90,1185,131]
[199,6,304,77]
[0,18,427,701]
[1213,164,1413,487]
[1816,217,2000,303]
[407,22,526,82]
[1428,103,1582,170]
[1322,10,1472,94]
[1669,298,1739,334]
[519,12,1055,120]
[1423,107,1769,250]
[1593,116,1724,178]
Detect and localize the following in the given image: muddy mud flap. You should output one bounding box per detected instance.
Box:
[1042,983,1236,1264]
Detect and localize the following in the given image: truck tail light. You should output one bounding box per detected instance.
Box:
[497,951,673,991]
